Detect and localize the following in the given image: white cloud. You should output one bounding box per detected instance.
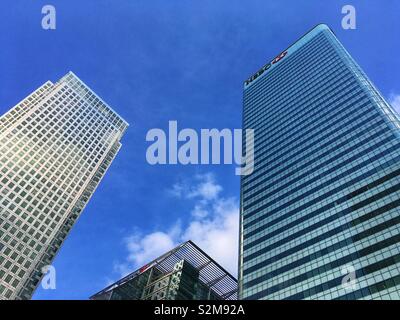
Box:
[169,182,184,198]
[181,196,239,274]
[126,232,176,266]
[187,173,223,200]
[114,173,239,278]
[389,93,400,114]
[191,204,209,219]
[170,173,223,201]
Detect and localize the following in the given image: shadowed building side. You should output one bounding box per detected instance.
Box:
[239,24,400,300]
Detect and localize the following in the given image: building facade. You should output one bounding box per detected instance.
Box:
[0,72,128,299]
[239,24,400,300]
[91,241,237,300]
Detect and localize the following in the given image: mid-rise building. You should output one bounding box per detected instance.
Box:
[91,240,237,300]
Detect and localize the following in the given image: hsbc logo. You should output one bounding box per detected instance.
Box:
[244,51,288,87]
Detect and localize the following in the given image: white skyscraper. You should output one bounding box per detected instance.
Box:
[0,72,128,299]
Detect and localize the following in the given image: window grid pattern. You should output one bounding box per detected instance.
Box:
[239,25,400,300]
[0,72,127,299]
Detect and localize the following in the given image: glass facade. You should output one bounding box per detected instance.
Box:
[91,241,238,300]
[93,260,223,300]
[239,24,400,300]
[0,72,128,299]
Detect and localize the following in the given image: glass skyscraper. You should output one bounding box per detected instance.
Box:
[239,24,400,300]
[0,72,128,300]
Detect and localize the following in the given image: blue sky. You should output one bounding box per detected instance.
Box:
[0,0,399,299]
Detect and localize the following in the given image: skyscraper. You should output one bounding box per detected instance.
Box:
[0,72,128,300]
[91,241,238,300]
[239,24,400,300]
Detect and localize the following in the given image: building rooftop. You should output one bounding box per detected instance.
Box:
[90,240,238,300]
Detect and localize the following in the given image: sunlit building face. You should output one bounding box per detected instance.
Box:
[0,72,127,300]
